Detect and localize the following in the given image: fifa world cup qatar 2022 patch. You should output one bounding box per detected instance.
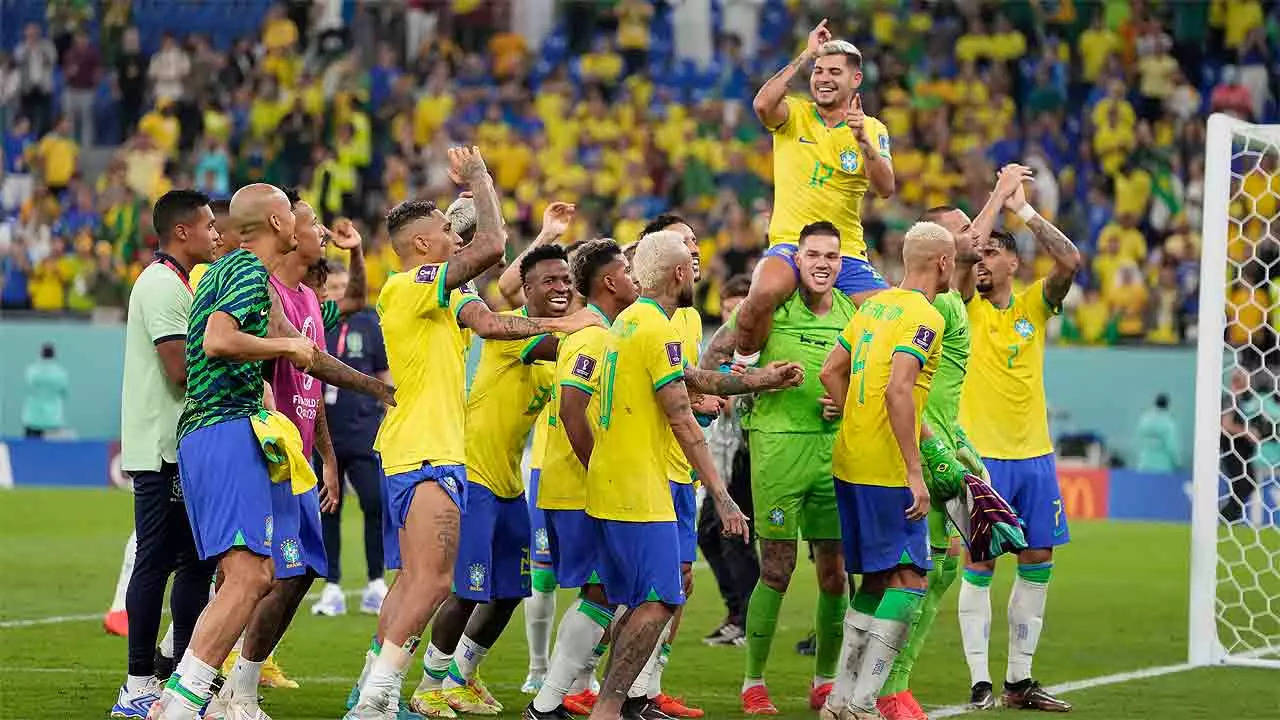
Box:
[666,342,683,366]
[572,354,597,380]
[415,265,439,283]
[912,325,937,351]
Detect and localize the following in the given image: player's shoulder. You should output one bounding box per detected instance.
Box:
[830,289,857,316]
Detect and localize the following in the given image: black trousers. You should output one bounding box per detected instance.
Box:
[125,464,215,676]
[320,452,385,584]
[696,445,759,624]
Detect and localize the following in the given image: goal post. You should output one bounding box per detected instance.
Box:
[1189,113,1280,669]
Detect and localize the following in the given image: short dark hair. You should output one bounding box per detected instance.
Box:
[920,205,960,223]
[799,220,841,245]
[153,189,211,240]
[386,200,437,237]
[209,198,231,217]
[1155,393,1169,409]
[722,274,751,300]
[40,343,55,359]
[520,243,569,285]
[570,238,623,297]
[989,229,1018,253]
[639,213,688,241]
[623,242,639,263]
[283,187,302,207]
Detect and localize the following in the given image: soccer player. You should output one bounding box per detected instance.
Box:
[735,19,894,368]
[585,231,802,720]
[706,222,857,715]
[148,183,393,720]
[208,195,345,718]
[408,244,574,716]
[817,221,955,720]
[110,190,218,720]
[523,238,639,720]
[187,199,239,289]
[345,147,600,720]
[876,167,1028,720]
[956,172,1081,712]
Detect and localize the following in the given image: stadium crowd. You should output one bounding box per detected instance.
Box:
[0,0,1276,346]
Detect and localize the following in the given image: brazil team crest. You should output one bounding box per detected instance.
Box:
[440,475,458,494]
[839,149,859,172]
[768,507,786,526]
[534,528,550,554]
[1015,317,1035,338]
[280,538,302,568]
[468,563,486,592]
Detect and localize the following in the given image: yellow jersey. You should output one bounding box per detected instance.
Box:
[832,288,944,487]
[586,298,686,522]
[767,95,891,260]
[374,263,483,474]
[958,278,1059,459]
[189,263,210,289]
[539,307,611,510]
[665,307,702,484]
[465,308,555,498]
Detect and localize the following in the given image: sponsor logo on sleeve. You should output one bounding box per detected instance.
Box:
[912,325,937,351]
[879,133,891,157]
[665,342,683,366]
[572,354,597,380]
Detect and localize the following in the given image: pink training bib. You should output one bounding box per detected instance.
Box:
[269,275,324,457]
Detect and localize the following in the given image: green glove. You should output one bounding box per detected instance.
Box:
[920,435,965,501]
[954,427,989,481]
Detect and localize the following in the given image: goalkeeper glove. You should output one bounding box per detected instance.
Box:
[920,435,966,502]
[954,427,989,481]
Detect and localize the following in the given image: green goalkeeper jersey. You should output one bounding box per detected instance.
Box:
[732,289,855,434]
[923,290,970,451]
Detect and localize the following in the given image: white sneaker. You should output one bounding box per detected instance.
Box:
[520,671,545,694]
[311,583,347,616]
[361,579,388,615]
[224,699,273,720]
[110,677,162,718]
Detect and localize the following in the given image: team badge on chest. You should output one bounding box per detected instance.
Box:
[839,149,859,172]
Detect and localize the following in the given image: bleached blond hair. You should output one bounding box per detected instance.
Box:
[817,40,862,68]
[633,230,691,292]
[902,221,955,268]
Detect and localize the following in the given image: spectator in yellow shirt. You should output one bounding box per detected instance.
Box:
[1110,265,1149,340]
[1077,13,1118,83]
[1073,288,1114,344]
[34,116,79,192]
[1113,164,1153,218]
[616,0,653,74]
[28,238,74,311]
[138,100,180,154]
[1224,0,1264,51]
[988,14,1028,61]
[1099,213,1149,265]
[262,3,299,53]
[1145,264,1182,344]
[580,36,623,88]
[954,17,988,64]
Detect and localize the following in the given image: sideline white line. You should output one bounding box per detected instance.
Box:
[0,589,366,629]
[928,663,1194,718]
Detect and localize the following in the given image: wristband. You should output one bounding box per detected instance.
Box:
[733,350,761,367]
[1015,203,1036,222]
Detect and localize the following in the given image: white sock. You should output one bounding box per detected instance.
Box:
[368,577,388,595]
[814,674,834,687]
[1007,575,1049,684]
[169,651,217,708]
[628,620,671,699]
[442,636,488,690]
[826,607,873,712]
[848,616,911,711]
[227,656,263,700]
[357,650,376,692]
[572,641,606,693]
[126,674,153,693]
[958,575,993,686]
[650,641,670,697]
[533,600,609,712]
[357,641,412,708]
[111,530,137,612]
[742,677,765,692]
[159,623,175,658]
[525,589,556,675]
[415,642,452,693]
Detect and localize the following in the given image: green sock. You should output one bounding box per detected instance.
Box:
[814,591,845,680]
[882,552,960,696]
[744,581,785,680]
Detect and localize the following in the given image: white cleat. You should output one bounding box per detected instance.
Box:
[311,583,347,616]
[361,579,388,615]
[520,671,545,694]
[224,700,273,720]
[343,696,398,720]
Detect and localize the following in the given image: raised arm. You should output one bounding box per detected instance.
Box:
[752,19,829,129]
[960,165,1032,301]
[559,385,594,469]
[457,300,604,341]
[1008,178,1081,308]
[847,94,894,198]
[684,361,803,396]
[497,201,575,308]
[330,218,366,314]
[656,379,750,542]
[443,146,506,292]
[885,353,929,520]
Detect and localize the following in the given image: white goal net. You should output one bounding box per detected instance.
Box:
[1190,114,1280,668]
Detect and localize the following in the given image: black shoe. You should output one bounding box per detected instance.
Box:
[969,681,996,710]
[621,696,676,720]
[1002,679,1072,712]
[795,631,816,656]
[153,647,175,680]
[523,702,576,719]
[703,621,745,647]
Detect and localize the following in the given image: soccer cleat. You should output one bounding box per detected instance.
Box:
[795,631,816,656]
[154,648,176,681]
[521,703,576,719]
[654,693,703,718]
[343,697,397,720]
[105,609,130,637]
[1001,680,1071,712]
[563,689,597,715]
[111,679,162,719]
[258,656,298,689]
[620,697,676,720]
[223,700,272,720]
[968,682,996,710]
[362,579,389,615]
[312,583,347,616]
[442,685,499,715]
[740,685,779,715]
[897,690,928,720]
[701,620,745,647]
[408,688,457,718]
[470,675,502,711]
[521,671,546,694]
[810,682,834,711]
[346,684,360,711]
[878,692,917,720]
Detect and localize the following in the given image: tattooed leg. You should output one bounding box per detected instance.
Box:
[379,482,460,647]
[589,602,675,719]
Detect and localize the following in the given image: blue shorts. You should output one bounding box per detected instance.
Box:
[546,509,600,589]
[763,245,888,297]
[670,480,697,564]
[834,481,931,575]
[985,454,1069,549]
[529,469,552,566]
[271,486,328,579]
[381,461,468,571]
[453,481,531,602]
[177,418,282,562]
[593,517,685,607]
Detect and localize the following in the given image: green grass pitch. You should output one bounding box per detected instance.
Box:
[1,488,1276,719]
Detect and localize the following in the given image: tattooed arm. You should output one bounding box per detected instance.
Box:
[314,402,340,513]
[698,321,738,371]
[959,165,1032,301]
[684,361,804,396]
[1008,179,1081,308]
[457,300,603,341]
[443,146,507,292]
[753,20,830,128]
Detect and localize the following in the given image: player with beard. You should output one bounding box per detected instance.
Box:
[147,184,394,720]
[733,19,894,373]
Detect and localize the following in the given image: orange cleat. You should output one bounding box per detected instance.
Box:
[104,610,129,637]
[563,689,597,715]
[654,693,703,718]
[878,691,917,720]
[741,685,779,715]
[809,681,834,710]
[897,689,928,720]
